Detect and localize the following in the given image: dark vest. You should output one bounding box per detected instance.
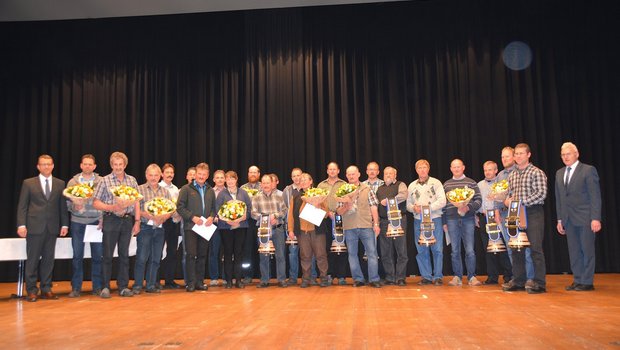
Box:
[291,191,306,235]
[376,181,406,219]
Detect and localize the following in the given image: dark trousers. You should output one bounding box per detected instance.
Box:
[184,229,209,288]
[161,219,180,284]
[102,215,133,290]
[478,214,512,282]
[378,219,409,282]
[320,217,349,278]
[220,228,247,283]
[25,229,57,294]
[243,219,258,279]
[565,220,596,285]
[298,230,328,281]
[512,205,546,287]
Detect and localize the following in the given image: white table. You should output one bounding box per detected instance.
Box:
[0,237,137,297]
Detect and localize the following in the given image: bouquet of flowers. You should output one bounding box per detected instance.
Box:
[446,186,475,209]
[489,179,509,202]
[218,200,247,228]
[110,185,143,208]
[63,183,95,207]
[335,183,358,202]
[301,187,329,207]
[242,187,259,198]
[144,197,176,222]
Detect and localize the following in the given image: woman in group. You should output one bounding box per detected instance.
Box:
[287,173,329,288]
[216,171,253,289]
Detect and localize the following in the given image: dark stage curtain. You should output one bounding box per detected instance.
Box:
[1,0,619,282]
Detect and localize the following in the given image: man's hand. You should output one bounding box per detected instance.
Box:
[132,221,141,235]
[59,227,68,237]
[17,226,27,238]
[591,220,602,233]
[192,216,204,226]
[557,222,565,235]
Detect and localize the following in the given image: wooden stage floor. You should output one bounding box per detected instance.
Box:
[1,274,618,349]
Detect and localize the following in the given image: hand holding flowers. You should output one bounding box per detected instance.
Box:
[144,197,176,226]
[218,200,247,229]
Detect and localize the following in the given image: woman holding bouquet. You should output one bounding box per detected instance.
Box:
[216,171,252,289]
[288,173,330,288]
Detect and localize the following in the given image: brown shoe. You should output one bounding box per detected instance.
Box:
[26,293,38,302]
[40,292,59,300]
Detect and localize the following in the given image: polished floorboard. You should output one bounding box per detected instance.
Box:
[0,274,619,349]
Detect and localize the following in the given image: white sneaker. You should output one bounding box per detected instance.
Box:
[100,287,111,299]
[468,276,482,286]
[210,280,220,287]
[525,279,535,289]
[448,276,462,286]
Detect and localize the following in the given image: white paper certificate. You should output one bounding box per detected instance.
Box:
[84,225,103,243]
[192,217,217,241]
[299,204,326,227]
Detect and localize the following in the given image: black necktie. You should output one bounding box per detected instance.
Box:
[564,167,571,187]
[45,179,51,199]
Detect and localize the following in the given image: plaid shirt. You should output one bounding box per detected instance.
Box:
[250,190,286,224]
[138,183,172,224]
[508,163,547,206]
[362,179,385,194]
[93,172,139,215]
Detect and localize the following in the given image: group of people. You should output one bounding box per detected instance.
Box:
[15,142,602,301]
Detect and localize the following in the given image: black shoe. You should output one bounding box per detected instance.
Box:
[565,282,579,291]
[186,285,195,292]
[502,281,526,292]
[145,287,161,294]
[527,285,547,294]
[353,281,365,287]
[164,282,182,289]
[369,282,382,288]
[483,279,498,285]
[319,279,329,287]
[417,278,432,286]
[300,281,310,288]
[242,277,252,285]
[235,280,245,289]
[256,282,269,288]
[278,281,288,288]
[384,280,396,285]
[397,279,406,286]
[224,283,232,289]
[195,284,209,291]
[575,284,595,291]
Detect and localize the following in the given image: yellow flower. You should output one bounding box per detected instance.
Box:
[65,183,94,198]
[335,184,357,197]
[446,186,475,203]
[242,188,259,198]
[304,187,329,197]
[145,197,176,216]
[218,200,247,221]
[110,185,142,201]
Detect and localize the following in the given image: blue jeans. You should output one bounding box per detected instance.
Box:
[345,228,379,283]
[446,216,476,279]
[413,217,444,281]
[208,230,222,280]
[288,243,299,280]
[259,227,286,283]
[500,211,535,280]
[134,224,165,289]
[70,220,103,291]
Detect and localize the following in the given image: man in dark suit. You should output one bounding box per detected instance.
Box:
[555,142,602,291]
[16,154,69,302]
